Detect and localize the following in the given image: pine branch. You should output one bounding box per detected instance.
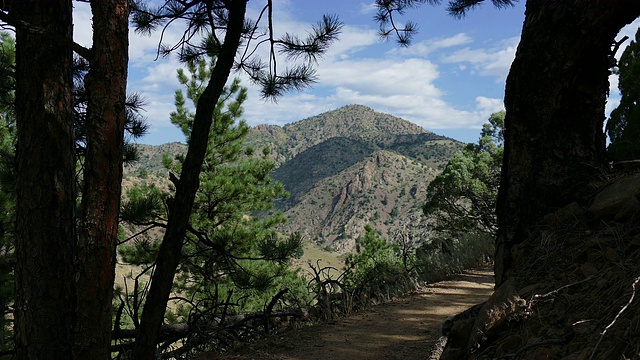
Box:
[375,0,436,46]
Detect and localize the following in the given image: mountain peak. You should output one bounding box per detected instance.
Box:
[285,104,430,138]
[248,105,458,166]
[129,104,464,255]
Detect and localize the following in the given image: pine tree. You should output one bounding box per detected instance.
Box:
[0,1,140,359]
[423,111,504,237]
[118,61,304,356]
[607,26,640,161]
[166,60,303,319]
[129,3,342,356]
[0,31,14,352]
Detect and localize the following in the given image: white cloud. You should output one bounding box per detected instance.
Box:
[135,60,182,92]
[238,55,503,135]
[233,26,507,135]
[609,73,620,96]
[72,2,516,145]
[324,25,379,60]
[606,98,620,118]
[475,96,504,114]
[140,95,178,128]
[358,2,378,15]
[442,36,519,80]
[319,58,441,97]
[73,4,93,48]
[393,33,474,57]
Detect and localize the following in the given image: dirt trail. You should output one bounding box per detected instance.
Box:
[220,269,494,360]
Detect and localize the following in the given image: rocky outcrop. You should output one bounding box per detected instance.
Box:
[279,150,436,253]
[587,172,640,221]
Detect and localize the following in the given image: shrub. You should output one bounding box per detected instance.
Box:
[415,232,494,283]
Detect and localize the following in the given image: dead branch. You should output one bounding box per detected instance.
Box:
[428,336,448,360]
[531,275,596,301]
[263,288,289,333]
[589,276,640,360]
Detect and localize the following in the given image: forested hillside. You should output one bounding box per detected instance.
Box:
[4,1,640,359]
[247,104,458,170]
[128,104,463,253]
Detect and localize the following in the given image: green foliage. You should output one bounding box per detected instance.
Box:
[415,233,494,283]
[119,237,161,266]
[174,232,309,316]
[72,57,148,165]
[120,184,167,225]
[119,60,304,337]
[344,225,409,302]
[423,111,504,236]
[310,223,493,320]
[607,27,640,161]
[0,32,15,351]
[0,33,15,114]
[130,2,342,100]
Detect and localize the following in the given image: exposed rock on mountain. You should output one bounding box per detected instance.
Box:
[129,104,464,253]
[249,104,463,252]
[278,149,438,252]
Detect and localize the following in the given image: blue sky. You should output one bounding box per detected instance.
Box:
[72,1,639,145]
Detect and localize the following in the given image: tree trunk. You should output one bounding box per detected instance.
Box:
[75,1,128,358]
[495,0,640,285]
[131,2,247,358]
[12,1,76,358]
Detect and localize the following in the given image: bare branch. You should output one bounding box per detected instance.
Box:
[589,276,640,359]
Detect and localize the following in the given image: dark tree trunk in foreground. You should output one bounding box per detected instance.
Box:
[131,2,247,358]
[12,1,76,358]
[496,0,640,285]
[75,0,129,358]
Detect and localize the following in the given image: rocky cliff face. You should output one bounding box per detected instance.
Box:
[250,105,462,252]
[277,150,438,252]
[129,104,464,253]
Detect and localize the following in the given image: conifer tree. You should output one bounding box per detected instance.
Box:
[118,61,304,356]
[0,0,132,356]
[608,26,640,161]
[423,111,504,237]
[129,3,341,356]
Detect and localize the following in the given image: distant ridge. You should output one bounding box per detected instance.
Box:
[128,105,464,252]
[248,104,463,251]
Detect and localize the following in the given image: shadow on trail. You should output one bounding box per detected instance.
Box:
[225,269,494,360]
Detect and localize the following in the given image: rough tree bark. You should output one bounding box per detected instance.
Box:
[11,1,77,358]
[75,0,129,358]
[131,2,247,358]
[6,0,129,358]
[495,0,640,285]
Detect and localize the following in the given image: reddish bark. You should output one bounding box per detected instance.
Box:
[12,1,76,359]
[75,0,129,358]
